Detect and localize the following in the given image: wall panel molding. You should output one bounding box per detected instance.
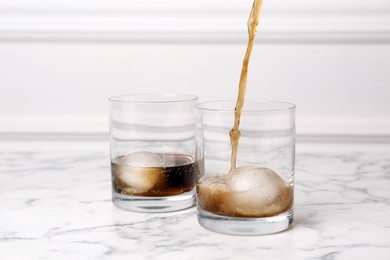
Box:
[1,115,390,143]
[0,0,389,43]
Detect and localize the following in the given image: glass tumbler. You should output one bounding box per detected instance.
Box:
[195,100,295,235]
[109,94,200,212]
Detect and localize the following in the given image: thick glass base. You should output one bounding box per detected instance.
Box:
[112,189,196,213]
[197,206,293,236]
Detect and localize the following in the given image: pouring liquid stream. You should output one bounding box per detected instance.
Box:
[197,0,294,219]
[229,0,264,172]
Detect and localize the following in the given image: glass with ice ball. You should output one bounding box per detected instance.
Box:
[109,94,201,212]
[195,100,295,235]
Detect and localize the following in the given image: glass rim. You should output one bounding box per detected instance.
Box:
[109,93,199,103]
[195,100,296,112]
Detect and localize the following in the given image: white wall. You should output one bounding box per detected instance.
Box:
[0,0,389,141]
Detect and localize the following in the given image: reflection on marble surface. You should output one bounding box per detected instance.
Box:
[0,141,390,259]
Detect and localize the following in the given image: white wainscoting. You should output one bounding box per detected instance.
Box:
[0,0,389,142]
[1,0,390,43]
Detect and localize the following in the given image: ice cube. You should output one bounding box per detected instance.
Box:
[117,151,164,168]
[228,166,292,217]
[113,152,165,193]
[229,166,284,193]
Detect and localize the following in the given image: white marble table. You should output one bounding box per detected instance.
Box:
[1,141,389,259]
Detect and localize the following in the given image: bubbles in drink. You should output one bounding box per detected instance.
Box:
[197,166,293,217]
[112,152,199,196]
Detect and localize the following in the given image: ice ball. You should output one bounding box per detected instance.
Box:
[117,151,164,168]
[114,152,165,193]
[228,166,292,217]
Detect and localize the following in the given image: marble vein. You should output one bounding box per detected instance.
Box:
[0,142,390,259]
